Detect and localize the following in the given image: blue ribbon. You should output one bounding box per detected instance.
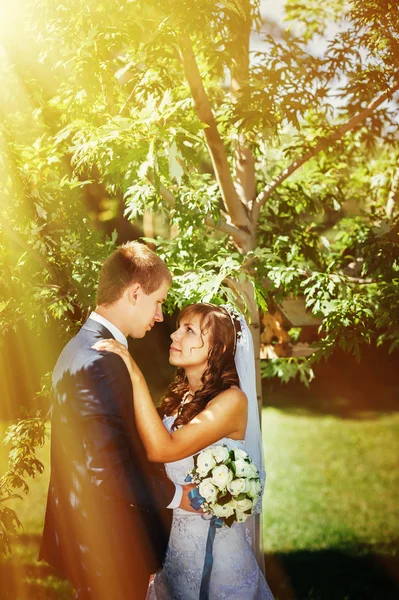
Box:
[188,487,205,511]
[199,516,223,600]
[187,487,223,599]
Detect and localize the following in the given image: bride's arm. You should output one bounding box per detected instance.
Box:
[93,339,247,463]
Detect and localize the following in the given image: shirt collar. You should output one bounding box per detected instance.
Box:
[89,312,128,348]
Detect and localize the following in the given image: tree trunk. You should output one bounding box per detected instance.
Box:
[386,164,399,218]
[179,11,263,411]
[230,0,256,214]
[178,34,250,231]
[241,281,263,415]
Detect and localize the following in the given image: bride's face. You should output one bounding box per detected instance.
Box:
[169,314,211,370]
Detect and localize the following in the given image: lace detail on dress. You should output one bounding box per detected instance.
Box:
[146,416,274,600]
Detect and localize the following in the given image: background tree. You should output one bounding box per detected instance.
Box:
[0,410,46,555]
[1,0,398,411]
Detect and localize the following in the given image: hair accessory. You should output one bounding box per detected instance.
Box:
[220,304,244,354]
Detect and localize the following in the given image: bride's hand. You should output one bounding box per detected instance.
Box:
[92,339,143,383]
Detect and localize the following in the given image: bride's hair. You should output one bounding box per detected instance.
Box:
[159,303,240,429]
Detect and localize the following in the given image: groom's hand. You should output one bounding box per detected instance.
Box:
[179,484,199,513]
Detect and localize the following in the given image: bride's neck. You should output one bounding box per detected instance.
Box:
[184,366,204,397]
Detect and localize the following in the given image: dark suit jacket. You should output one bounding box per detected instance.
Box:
[39,318,175,598]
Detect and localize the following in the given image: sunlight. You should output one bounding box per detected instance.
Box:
[0,0,26,56]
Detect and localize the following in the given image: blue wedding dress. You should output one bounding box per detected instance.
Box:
[146,415,274,600]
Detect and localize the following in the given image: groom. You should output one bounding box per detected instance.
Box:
[40,242,192,600]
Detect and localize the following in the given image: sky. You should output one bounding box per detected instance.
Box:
[255,0,341,56]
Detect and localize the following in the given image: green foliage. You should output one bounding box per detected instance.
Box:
[0,411,47,556]
[261,357,315,387]
[0,0,397,375]
[0,109,119,340]
[145,236,254,314]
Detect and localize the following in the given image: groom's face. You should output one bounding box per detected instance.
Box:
[128,278,170,338]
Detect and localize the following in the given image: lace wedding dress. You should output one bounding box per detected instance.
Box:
[146,415,274,600]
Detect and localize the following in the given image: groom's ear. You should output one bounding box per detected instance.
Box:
[127,282,142,305]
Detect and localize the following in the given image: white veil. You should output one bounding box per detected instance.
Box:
[222,305,266,574]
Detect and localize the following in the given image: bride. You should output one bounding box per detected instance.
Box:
[94,302,274,599]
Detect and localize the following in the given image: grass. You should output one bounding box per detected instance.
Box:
[262,409,399,553]
[262,408,399,599]
[1,407,399,599]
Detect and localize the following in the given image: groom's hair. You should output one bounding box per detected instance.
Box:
[97,241,171,305]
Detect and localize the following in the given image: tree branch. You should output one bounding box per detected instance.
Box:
[178,34,250,230]
[253,81,399,222]
[119,86,136,116]
[386,163,399,218]
[207,216,249,243]
[230,1,256,214]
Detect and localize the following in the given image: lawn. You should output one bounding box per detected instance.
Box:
[262,408,399,599]
[1,407,398,599]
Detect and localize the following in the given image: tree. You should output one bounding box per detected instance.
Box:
[0,411,46,555]
[1,0,398,405]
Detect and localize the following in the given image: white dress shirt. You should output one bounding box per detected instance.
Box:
[89,311,129,347]
[89,311,182,510]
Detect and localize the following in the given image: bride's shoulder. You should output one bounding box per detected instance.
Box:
[209,385,247,410]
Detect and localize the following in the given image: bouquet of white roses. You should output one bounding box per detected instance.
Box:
[185,445,262,527]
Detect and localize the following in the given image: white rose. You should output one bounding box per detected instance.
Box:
[247,478,262,499]
[212,500,235,518]
[234,448,249,460]
[234,459,252,478]
[235,509,250,523]
[227,478,248,496]
[196,450,216,476]
[234,497,253,512]
[210,445,230,463]
[247,463,259,478]
[198,478,218,503]
[211,465,233,489]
